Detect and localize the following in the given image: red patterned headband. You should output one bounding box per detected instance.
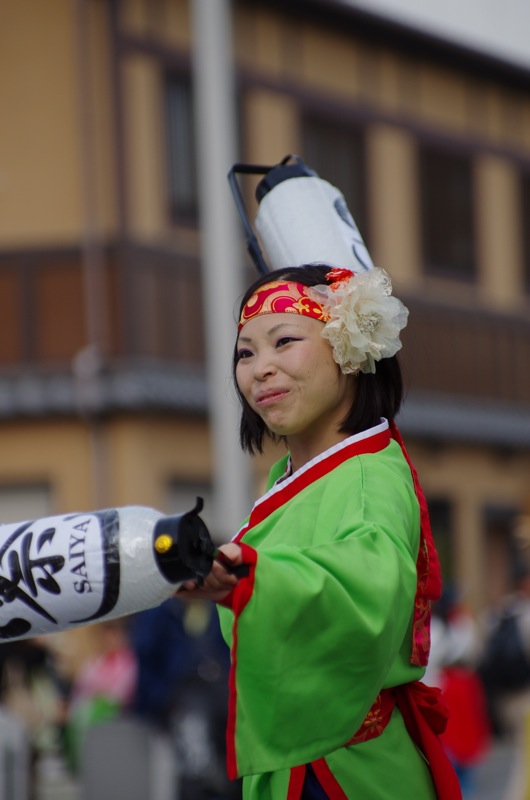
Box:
[237,268,408,375]
[238,279,338,332]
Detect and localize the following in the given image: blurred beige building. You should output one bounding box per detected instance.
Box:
[1,0,530,613]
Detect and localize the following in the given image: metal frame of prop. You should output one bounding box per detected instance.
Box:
[227,154,296,275]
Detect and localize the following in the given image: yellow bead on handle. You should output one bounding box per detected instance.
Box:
[154,534,173,554]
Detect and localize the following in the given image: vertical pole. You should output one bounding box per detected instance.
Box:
[190,0,250,540]
[74,0,108,509]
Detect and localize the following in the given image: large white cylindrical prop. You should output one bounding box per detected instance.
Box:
[255,174,374,273]
[0,503,213,642]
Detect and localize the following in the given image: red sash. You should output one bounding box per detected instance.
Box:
[287,682,462,800]
[349,681,462,800]
[394,682,463,800]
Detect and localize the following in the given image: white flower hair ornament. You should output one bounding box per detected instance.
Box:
[308,267,409,375]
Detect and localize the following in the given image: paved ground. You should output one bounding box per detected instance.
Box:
[468,739,514,800]
[34,757,80,800]
[34,739,515,800]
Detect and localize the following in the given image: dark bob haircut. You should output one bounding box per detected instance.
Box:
[233,264,404,454]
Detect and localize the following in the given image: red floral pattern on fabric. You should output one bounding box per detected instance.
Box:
[238,281,330,331]
[345,689,396,745]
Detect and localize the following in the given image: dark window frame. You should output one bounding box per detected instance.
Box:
[300,113,370,249]
[164,70,198,225]
[419,143,477,281]
[521,171,530,294]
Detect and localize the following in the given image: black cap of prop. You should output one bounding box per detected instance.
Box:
[153,497,215,584]
[255,155,317,203]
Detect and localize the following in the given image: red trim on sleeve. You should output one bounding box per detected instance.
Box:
[225,543,258,780]
[232,521,249,545]
[217,588,235,609]
[287,765,306,800]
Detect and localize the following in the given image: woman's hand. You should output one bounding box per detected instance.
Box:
[176,543,244,603]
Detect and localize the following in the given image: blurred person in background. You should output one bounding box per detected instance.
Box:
[129,597,240,800]
[478,516,530,800]
[59,618,137,774]
[0,636,64,792]
[424,587,491,797]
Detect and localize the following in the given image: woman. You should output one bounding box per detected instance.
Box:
[180,264,462,799]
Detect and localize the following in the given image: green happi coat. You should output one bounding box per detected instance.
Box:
[217,421,440,799]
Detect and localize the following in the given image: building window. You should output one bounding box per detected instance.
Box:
[301,116,368,244]
[521,173,530,293]
[165,73,198,222]
[420,145,476,279]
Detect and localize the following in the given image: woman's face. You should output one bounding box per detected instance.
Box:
[236,312,356,462]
